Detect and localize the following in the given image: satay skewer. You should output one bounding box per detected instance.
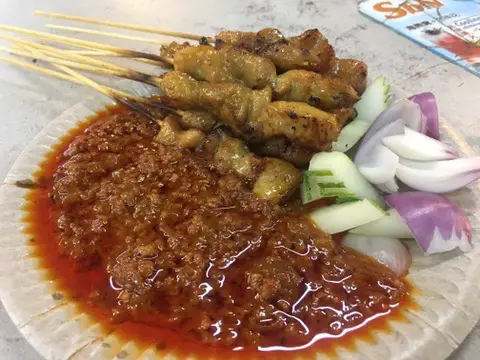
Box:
[0,52,146,114]
[46,24,169,46]
[62,49,167,65]
[64,49,114,56]
[35,10,210,42]
[0,55,88,84]
[9,44,146,102]
[0,33,165,79]
[0,24,172,65]
[7,43,165,88]
[32,13,367,93]
[0,45,141,80]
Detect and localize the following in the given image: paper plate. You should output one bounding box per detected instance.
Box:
[0,84,479,360]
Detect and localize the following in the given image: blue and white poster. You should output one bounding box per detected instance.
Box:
[359,0,480,77]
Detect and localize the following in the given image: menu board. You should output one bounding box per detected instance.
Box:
[358,0,480,77]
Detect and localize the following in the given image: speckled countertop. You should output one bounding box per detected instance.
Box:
[0,0,479,359]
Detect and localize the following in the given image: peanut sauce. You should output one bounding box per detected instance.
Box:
[24,104,412,359]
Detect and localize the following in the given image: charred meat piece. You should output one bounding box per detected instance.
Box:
[328,58,368,95]
[252,138,314,168]
[176,109,218,132]
[173,45,277,89]
[160,41,192,60]
[155,115,206,149]
[331,107,357,127]
[201,128,263,184]
[252,157,302,202]
[199,127,301,203]
[255,101,340,151]
[215,28,335,73]
[160,71,340,151]
[273,69,359,110]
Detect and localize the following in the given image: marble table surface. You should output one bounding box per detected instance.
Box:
[0,0,479,359]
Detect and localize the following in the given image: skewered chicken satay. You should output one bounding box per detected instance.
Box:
[257,101,339,150]
[215,28,335,74]
[160,43,359,111]
[159,71,340,151]
[172,45,277,89]
[328,58,368,95]
[200,127,301,202]
[159,71,272,139]
[155,117,301,203]
[273,69,359,110]
[152,100,315,167]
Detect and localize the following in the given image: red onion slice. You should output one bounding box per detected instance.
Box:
[342,233,412,276]
[355,99,426,177]
[358,144,398,184]
[382,127,458,161]
[377,178,399,194]
[396,157,480,193]
[408,92,440,140]
[360,99,425,147]
[385,192,472,254]
[355,119,405,166]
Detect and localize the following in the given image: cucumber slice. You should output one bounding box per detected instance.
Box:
[301,172,321,203]
[317,184,355,197]
[332,76,391,153]
[332,120,371,152]
[350,208,413,238]
[309,199,386,234]
[301,172,355,203]
[354,75,391,124]
[308,152,386,208]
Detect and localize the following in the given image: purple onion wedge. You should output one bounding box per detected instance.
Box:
[354,99,425,190]
[409,92,440,140]
[396,157,480,193]
[385,192,472,254]
[382,127,458,161]
[342,233,411,276]
[358,99,425,150]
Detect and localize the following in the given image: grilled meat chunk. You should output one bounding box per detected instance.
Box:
[273,69,359,110]
[215,28,335,73]
[199,128,301,203]
[173,45,277,89]
[328,58,368,95]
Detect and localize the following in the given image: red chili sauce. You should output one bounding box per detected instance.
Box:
[23,104,413,359]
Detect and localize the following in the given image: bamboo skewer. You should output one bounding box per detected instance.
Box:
[25,43,162,87]
[13,45,179,122]
[13,44,139,101]
[0,45,138,81]
[57,48,161,65]
[0,55,87,85]
[65,49,115,56]
[63,49,167,66]
[0,33,139,72]
[35,10,211,42]
[46,24,168,46]
[0,24,171,65]
[0,32,171,83]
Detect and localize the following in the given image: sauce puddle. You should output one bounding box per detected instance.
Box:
[22,105,416,359]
